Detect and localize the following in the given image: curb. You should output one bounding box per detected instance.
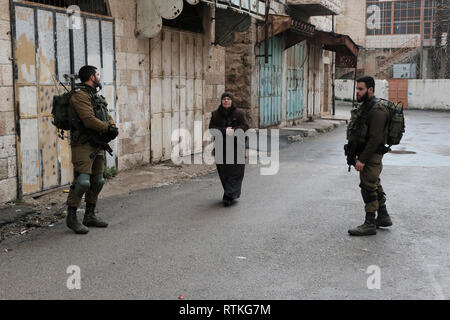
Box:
[280,120,346,142]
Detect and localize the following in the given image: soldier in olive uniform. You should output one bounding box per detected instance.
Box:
[348,76,393,236]
[66,65,119,234]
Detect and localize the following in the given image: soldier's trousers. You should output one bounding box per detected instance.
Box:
[359,154,387,213]
[67,143,105,208]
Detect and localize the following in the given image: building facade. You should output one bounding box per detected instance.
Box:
[336,0,449,79]
[0,0,355,203]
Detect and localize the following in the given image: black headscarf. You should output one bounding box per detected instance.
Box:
[219,92,235,115]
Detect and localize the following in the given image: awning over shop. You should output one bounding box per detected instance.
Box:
[257,14,315,48]
[311,31,360,68]
[215,7,251,46]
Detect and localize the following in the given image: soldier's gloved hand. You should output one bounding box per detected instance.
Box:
[107,125,119,140]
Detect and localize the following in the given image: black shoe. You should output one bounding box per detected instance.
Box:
[223,200,232,207]
[348,213,377,236]
[66,206,89,234]
[376,205,393,228]
[83,203,108,228]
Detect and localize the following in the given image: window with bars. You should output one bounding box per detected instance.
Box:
[424,0,436,40]
[25,0,110,16]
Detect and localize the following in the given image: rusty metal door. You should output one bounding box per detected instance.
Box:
[286,41,305,120]
[12,3,115,196]
[388,79,408,109]
[307,44,322,118]
[150,28,204,162]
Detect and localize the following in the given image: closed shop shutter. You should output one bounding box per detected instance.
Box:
[150,28,204,162]
[12,3,116,195]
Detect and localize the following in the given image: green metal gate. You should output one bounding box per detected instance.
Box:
[259,35,283,127]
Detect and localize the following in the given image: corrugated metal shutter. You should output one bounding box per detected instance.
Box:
[259,35,283,127]
[150,28,204,162]
[12,3,115,195]
[286,41,305,121]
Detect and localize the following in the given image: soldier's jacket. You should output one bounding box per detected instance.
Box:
[358,97,389,163]
[69,84,115,145]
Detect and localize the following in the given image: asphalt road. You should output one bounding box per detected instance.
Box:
[1,107,449,300]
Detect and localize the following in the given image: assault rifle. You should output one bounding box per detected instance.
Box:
[344,141,358,172]
[69,110,114,159]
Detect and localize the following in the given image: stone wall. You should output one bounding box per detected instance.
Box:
[108,0,151,171]
[335,0,365,47]
[203,6,226,133]
[225,21,258,128]
[0,0,17,203]
[335,79,389,100]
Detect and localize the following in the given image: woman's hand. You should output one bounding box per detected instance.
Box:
[226,127,234,136]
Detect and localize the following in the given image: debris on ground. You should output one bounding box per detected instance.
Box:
[0,161,216,243]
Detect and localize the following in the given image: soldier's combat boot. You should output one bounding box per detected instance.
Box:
[83,203,108,228]
[348,212,377,236]
[376,205,393,228]
[66,206,89,234]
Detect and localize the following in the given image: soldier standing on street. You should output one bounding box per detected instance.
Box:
[66,65,119,234]
[347,76,393,236]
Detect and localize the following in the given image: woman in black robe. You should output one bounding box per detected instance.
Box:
[209,92,250,207]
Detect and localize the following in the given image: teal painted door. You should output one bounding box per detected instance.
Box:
[259,35,283,127]
[286,41,305,120]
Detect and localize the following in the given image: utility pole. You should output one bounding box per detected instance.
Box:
[433,0,443,79]
[445,0,450,78]
[420,0,425,78]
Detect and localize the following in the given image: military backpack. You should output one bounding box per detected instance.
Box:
[51,89,75,131]
[377,98,405,146]
[347,98,405,147]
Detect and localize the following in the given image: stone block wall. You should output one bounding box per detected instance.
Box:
[108,0,151,171]
[0,0,17,203]
[225,21,258,128]
[335,0,366,47]
[202,6,226,134]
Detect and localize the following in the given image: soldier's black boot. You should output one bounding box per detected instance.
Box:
[348,212,377,236]
[83,203,108,228]
[376,205,393,228]
[66,206,89,234]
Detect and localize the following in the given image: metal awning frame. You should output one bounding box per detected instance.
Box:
[312,30,359,57]
[256,14,315,46]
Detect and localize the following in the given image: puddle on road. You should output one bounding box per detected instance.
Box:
[390,150,417,155]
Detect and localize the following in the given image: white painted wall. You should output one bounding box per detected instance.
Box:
[408,80,450,110]
[335,79,388,101]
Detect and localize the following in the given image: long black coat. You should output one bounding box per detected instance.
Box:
[209,105,250,201]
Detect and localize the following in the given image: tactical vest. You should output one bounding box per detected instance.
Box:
[80,85,110,124]
[70,85,110,144]
[346,98,377,144]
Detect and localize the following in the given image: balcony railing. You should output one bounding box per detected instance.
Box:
[286,0,342,16]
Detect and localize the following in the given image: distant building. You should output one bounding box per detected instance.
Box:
[336,0,449,79]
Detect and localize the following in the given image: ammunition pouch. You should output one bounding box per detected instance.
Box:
[376,145,391,155]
